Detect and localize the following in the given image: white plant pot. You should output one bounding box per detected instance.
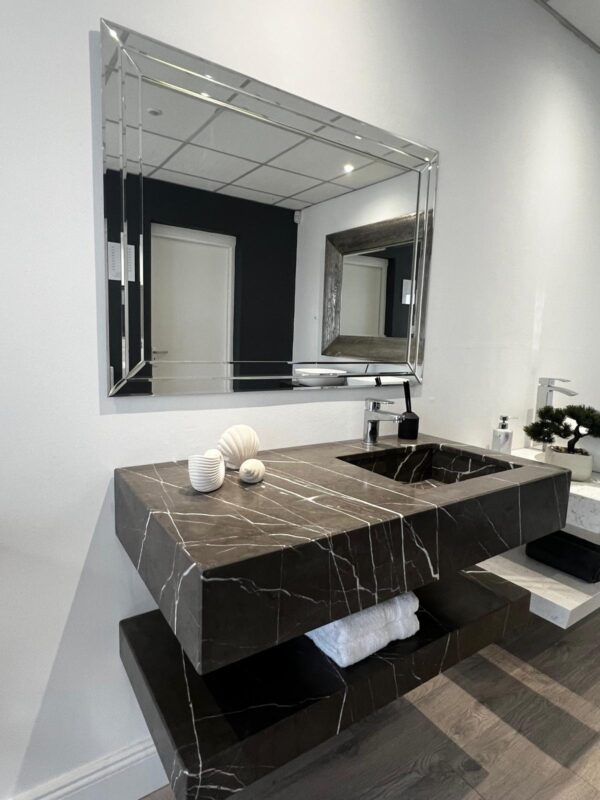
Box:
[545,447,593,482]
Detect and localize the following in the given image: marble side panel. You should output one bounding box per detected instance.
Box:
[120,570,530,800]
[115,434,569,673]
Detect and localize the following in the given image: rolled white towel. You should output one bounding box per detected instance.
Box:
[307,612,419,668]
[308,591,418,646]
[306,592,420,668]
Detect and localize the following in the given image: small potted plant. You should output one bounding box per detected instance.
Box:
[524,405,600,481]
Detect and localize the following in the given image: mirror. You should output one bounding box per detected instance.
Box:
[101,20,438,395]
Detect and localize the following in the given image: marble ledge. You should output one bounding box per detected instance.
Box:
[115,433,569,675]
[513,447,600,536]
[120,569,530,800]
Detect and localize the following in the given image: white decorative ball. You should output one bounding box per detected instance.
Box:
[188,450,225,492]
[239,459,265,484]
[218,424,260,470]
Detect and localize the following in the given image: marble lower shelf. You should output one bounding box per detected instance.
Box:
[479,539,600,628]
[120,569,529,800]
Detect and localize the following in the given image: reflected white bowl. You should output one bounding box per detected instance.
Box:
[295,368,347,387]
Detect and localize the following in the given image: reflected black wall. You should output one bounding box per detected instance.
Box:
[104,170,298,394]
[369,244,414,337]
[386,244,414,337]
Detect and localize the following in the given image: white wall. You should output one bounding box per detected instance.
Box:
[293,170,419,359]
[3,1,600,798]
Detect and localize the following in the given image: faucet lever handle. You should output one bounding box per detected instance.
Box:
[539,377,571,385]
[364,397,395,412]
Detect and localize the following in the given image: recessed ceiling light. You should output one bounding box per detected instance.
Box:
[354,135,362,140]
[147,107,163,117]
[343,163,354,173]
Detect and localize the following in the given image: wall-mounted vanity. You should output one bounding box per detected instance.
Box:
[101,20,438,396]
[102,20,575,800]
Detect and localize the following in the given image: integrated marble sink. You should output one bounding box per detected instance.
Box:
[115,433,570,675]
[339,442,519,488]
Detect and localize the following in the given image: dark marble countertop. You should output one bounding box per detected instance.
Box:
[115,433,569,674]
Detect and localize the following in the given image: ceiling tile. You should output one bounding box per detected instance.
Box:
[268,139,372,181]
[151,169,224,192]
[275,198,310,210]
[216,185,282,204]
[242,80,338,125]
[233,165,318,195]
[317,125,406,159]
[292,183,351,204]
[162,144,256,182]
[140,81,217,140]
[231,95,326,134]
[192,110,304,162]
[332,161,406,189]
[104,121,181,166]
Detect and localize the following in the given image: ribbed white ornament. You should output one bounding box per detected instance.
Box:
[239,458,265,484]
[218,424,260,470]
[188,450,225,492]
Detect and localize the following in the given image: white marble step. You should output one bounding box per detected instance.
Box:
[479,447,600,628]
[479,546,600,628]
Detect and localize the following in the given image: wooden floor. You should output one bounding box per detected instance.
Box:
[141,610,600,800]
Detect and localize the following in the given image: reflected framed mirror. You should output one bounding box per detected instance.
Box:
[322,211,433,363]
[101,20,438,395]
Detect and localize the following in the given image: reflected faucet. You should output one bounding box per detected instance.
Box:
[536,377,578,412]
[363,398,406,445]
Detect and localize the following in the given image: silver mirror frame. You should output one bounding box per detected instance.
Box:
[101,19,439,395]
[322,199,436,374]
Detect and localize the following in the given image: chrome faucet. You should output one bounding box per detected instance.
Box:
[363,398,405,445]
[536,377,578,411]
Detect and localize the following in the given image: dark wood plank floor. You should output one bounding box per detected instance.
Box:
[141,611,600,800]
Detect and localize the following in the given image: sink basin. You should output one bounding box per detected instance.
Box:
[339,443,520,488]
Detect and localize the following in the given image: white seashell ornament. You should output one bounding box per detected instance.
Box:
[188,450,225,493]
[218,424,260,470]
[239,458,265,485]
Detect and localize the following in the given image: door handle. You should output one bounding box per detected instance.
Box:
[152,349,169,355]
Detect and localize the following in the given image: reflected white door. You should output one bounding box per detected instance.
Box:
[340,254,387,337]
[150,224,235,394]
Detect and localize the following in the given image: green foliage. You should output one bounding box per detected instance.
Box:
[524,404,600,454]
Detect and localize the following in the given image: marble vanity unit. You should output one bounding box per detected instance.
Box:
[480,447,600,628]
[115,434,569,674]
[120,568,529,800]
[116,433,570,800]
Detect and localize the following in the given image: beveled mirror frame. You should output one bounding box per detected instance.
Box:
[102,19,438,394]
[322,202,435,379]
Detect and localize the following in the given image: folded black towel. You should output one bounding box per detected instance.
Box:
[526,531,600,584]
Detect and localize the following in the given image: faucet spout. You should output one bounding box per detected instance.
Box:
[362,397,406,445]
[535,377,578,413]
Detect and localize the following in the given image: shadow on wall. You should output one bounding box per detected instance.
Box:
[12,484,161,798]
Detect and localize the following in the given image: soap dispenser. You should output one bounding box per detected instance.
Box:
[491,416,513,454]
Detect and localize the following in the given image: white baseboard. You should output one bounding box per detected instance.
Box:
[11,738,167,800]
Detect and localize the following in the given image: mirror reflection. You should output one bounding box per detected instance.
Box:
[101,20,438,395]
